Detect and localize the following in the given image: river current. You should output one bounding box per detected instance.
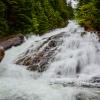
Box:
[0,21,100,100]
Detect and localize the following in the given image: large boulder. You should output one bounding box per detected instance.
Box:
[0,34,24,50]
[15,32,66,72]
[0,46,5,62]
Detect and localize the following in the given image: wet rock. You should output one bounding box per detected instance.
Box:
[0,46,5,62]
[0,34,24,50]
[48,40,57,47]
[81,32,86,37]
[76,62,81,74]
[15,32,65,72]
[89,77,100,83]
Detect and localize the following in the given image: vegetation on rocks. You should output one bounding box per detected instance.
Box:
[75,0,100,31]
[0,0,73,37]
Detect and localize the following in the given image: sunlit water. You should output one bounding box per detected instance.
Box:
[0,21,100,100]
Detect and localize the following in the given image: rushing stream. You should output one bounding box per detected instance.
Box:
[0,20,100,100]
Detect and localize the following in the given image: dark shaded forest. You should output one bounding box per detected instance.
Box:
[0,0,100,38]
[0,0,73,37]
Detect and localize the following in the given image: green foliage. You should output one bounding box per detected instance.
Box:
[0,0,73,36]
[76,0,100,31]
[0,1,9,36]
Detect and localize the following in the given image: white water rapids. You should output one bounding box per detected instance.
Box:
[0,21,100,100]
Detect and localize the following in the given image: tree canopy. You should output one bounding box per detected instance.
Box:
[0,0,73,37]
[75,0,100,31]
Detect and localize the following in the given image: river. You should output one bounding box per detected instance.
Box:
[0,20,100,100]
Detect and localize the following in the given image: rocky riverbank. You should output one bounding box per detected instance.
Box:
[0,34,24,62]
[0,34,24,50]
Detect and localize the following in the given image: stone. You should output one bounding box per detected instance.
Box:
[15,32,65,72]
[0,46,5,62]
[0,34,24,50]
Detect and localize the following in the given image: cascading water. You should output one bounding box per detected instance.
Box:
[66,0,78,8]
[0,20,100,100]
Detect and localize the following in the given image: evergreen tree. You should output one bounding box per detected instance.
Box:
[76,0,100,31]
[0,0,73,37]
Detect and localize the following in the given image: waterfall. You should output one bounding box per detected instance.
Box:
[66,0,78,8]
[0,20,100,100]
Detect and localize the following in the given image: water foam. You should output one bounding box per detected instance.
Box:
[0,21,100,100]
